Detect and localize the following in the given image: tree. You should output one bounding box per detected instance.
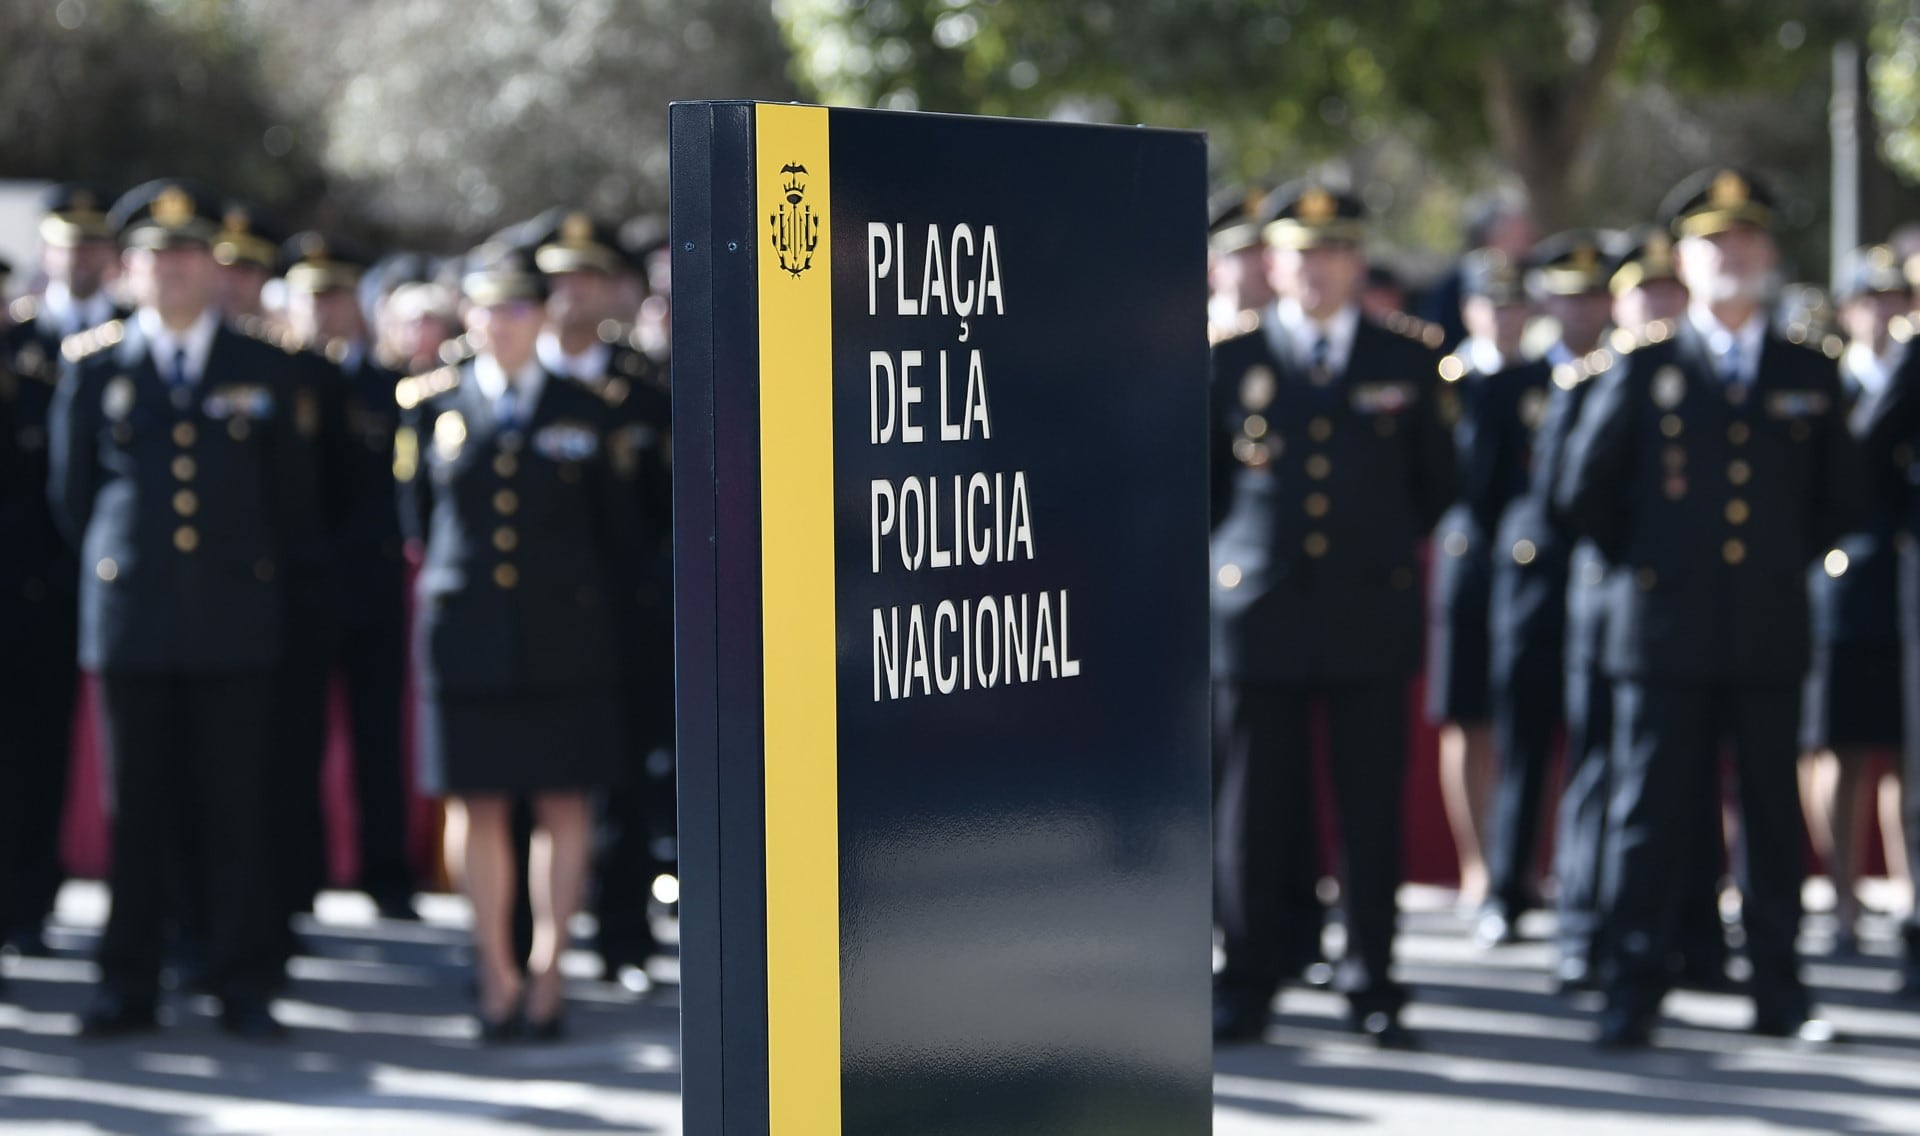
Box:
[778,0,1848,233]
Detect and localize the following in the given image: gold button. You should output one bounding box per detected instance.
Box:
[255,558,275,582]
[1305,492,1331,518]
[1309,416,1333,442]
[494,452,519,477]
[174,525,199,553]
[1824,549,1850,577]
[228,417,251,442]
[493,563,519,589]
[1304,532,1329,558]
[1723,538,1746,565]
[172,421,197,446]
[173,489,199,516]
[493,526,518,552]
[1217,563,1243,588]
[1725,499,1749,525]
[1305,454,1331,480]
[1728,422,1750,445]
[172,455,197,481]
[1444,531,1469,557]
[1727,459,1751,486]
[1660,414,1683,438]
[1636,567,1658,591]
[1512,539,1537,566]
[493,489,519,515]
[96,558,119,582]
[1242,414,1269,440]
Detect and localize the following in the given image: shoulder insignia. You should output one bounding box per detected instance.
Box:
[1609,328,1639,355]
[1582,349,1615,376]
[1384,313,1444,349]
[9,295,38,323]
[438,335,476,366]
[60,319,125,363]
[395,364,460,410]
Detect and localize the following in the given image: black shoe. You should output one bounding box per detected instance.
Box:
[1594,1004,1655,1050]
[371,891,420,922]
[1672,959,1737,994]
[218,997,286,1041]
[1211,995,1269,1045]
[478,1011,522,1044]
[79,990,160,1040]
[1352,1009,1419,1050]
[526,1011,567,1042]
[1474,909,1519,950]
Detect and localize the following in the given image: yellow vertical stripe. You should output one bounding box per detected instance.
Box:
[756,102,841,1133]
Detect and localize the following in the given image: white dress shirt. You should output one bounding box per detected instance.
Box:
[42,281,116,338]
[1688,302,1767,387]
[1274,298,1360,376]
[535,329,611,383]
[473,352,547,427]
[136,306,219,386]
[1459,335,1506,375]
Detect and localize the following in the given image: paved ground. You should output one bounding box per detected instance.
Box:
[2,882,1918,1134]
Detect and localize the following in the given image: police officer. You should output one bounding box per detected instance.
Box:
[1556,168,1864,1047]
[1428,249,1529,912]
[281,231,418,919]
[1473,236,1596,949]
[0,186,122,961]
[211,200,285,326]
[1211,184,1459,1048]
[1547,228,1729,992]
[520,208,675,985]
[396,240,634,1039]
[47,178,317,1039]
[1800,246,1909,955]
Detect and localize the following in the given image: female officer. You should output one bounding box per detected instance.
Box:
[398,241,632,1039]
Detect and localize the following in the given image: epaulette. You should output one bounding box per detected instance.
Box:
[233,314,301,354]
[395,364,461,410]
[60,319,125,362]
[437,334,477,366]
[1551,343,1625,391]
[1383,310,1446,350]
[9,295,38,324]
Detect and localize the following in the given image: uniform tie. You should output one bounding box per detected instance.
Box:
[169,346,190,391]
[496,384,520,433]
[1716,340,1743,387]
[1311,336,1330,372]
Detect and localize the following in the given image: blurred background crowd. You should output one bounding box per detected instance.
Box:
[4,0,1920,1072]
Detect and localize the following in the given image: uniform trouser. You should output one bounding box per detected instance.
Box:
[1600,679,1807,1019]
[341,616,411,897]
[1902,618,1920,964]
[596,742,665,966]
[270,660,330,937]
[1215,680,1408,1015]
[1487,661,1559,918]
[95,671,280,1002]
[0,665,77,942]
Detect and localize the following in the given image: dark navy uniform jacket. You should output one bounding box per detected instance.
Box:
[1807,357,1903,649]
[331,346,408,628]
[1555,319,1866,683]
[1210,311,1460,684]
[2,314,87,675]
[1484,357,1570,681]
[46,316,317,673]
[399,362,634,697]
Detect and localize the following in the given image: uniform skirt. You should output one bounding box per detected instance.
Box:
[1800,644,1903,751]
[417,687,625,796]
[1425,508,1494,723]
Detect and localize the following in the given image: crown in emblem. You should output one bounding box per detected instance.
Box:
[1572,244,1597,271]
[222,207,251,235]
[780,163,809,204]
[153,186,195,229]
[1298,188,1336,224]
[1708,170,1749,209]
[300,232,329,262]
[561,211,594,244]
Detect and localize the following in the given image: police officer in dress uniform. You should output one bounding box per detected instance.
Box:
[1428,249,1529,912]
[1800,246,1910,955]
[396,241,635,1039]
[1211,184,1459,1048]
[281,232,419,920]
[0,185,125,962]
[1556,169,1864,1047]
[215,205,353,969]
[48,179,320,1039]
[1473,236,1597,949]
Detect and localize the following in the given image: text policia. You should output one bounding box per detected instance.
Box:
[864,219,1082,703]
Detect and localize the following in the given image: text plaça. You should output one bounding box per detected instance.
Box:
[867,223,1006,318]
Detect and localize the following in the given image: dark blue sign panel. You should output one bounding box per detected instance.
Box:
[671,101,1211,1136]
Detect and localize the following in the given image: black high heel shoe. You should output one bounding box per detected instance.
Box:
[524,974,567,1041]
